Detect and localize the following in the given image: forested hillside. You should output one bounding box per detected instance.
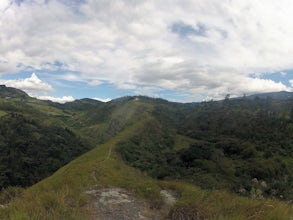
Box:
[0,86,293,200]
[0,86,93,188]
[0,86,293,219]
[118,96,293,200]
[1,86,293,199]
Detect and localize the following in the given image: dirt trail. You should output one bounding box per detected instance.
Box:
[160,190,176,207]
[87,144,177,219]
[91,145,112,182]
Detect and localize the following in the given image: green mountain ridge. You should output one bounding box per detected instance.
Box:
[244,91,293,100]
[0,86,293,219]
[0,85,28,99]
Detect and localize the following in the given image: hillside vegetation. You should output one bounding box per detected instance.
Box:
[118,96,293,200]
[0,87,94,189]
[1,115,293,219]
[0,86,292,219]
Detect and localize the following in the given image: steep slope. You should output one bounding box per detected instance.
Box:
[119,96,293,200]
[0,85,28,99]
[0,90,156,189]
[0,87,93,188]
[66,96,156,145]
[0,88,293,219]
[1,115,292,219]
[0,112,91,188]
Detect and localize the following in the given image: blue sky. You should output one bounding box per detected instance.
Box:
[0,0,292,103]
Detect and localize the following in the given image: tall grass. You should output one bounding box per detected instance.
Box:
[1,116,292,219]
[161,181,293,219]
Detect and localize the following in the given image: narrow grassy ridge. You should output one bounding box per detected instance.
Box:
[0,117,293,219]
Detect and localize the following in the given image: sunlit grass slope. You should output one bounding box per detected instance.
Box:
[1,116,292,220]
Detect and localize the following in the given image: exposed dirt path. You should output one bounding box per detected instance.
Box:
[91,145,113,182]
[87,141,177,219]
[160,190,176,207]
[105,145,112,160]
[98,145,113,164]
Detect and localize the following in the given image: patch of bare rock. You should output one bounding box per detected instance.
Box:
[85,187,177,220]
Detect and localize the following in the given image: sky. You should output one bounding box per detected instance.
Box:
[0,0,293,103]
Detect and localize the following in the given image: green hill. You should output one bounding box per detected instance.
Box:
[0,85,28,99]
[1,115,293,219]
[0,87,292,219]
[0,87,93,189]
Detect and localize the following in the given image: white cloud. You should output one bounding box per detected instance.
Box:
[0,0,11,12]
[115,82,137,90]
[1,0,293,99]
[290,80,293,87]
[0,73,53,95]
[280,71,287,76]
[36,95,75,103]
[0,60,19,74]
[88,79,102,86]
[93,97,111,102]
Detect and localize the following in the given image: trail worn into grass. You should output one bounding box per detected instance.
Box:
[87,145,163,219]
[2,115,292,220]
[86,119,178,219]
[91,143,113,182]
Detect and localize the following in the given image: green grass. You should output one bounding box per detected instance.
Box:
[1,117,293,220]
[161,181,293,219]
[0,110,7,118]
[173,134,197,151]
[27,99,71,117]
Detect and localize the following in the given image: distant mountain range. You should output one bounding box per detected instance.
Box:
[1,84,292,103]
[244,91,293,100]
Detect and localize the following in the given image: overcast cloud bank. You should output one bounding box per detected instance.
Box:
[0,0,292,102]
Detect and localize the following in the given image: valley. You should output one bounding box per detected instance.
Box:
[0,86,293,219]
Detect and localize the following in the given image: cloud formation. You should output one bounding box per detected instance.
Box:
[0,73,53,95]
[93,97,111,102]
[1,0,293,100]
[0,72,76,103]
[37,95,75,103]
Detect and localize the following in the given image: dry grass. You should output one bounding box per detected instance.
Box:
[1,117,292,219]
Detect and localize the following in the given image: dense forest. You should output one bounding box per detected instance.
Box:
[117,95,293,200]
[1,85,293,202]
[0,86,93,188]
[0,112,91,188]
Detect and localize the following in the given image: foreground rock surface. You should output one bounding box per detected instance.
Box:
[85,187,177,220]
